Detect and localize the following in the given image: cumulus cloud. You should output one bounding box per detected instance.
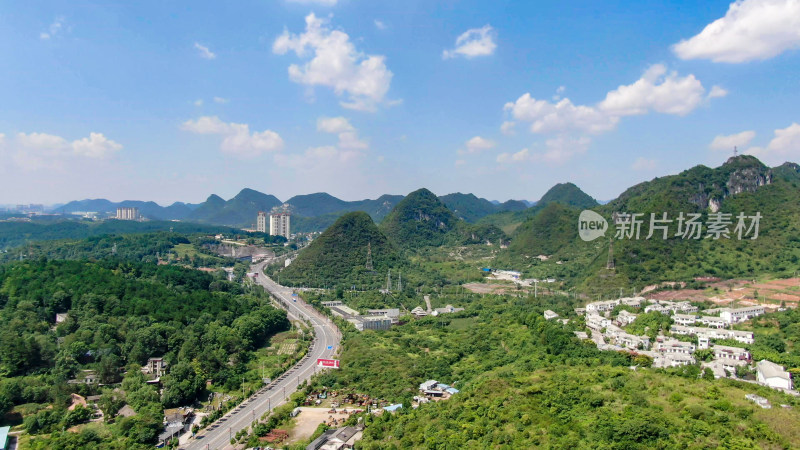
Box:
[273,13,394,112]
[598,64,706,116]
[708,86,729,99]
[443,25,497,59]
[673,0,800,63]
[181,116,283,157]
[746,123,800,164]
[5,131,121,171]
[194,42,216,60]
[505,64,717,135]
[72,133,123,158]
[458,136,496,155]
[40,17,66,40]
[631,157,658,171]
[317,116,354,134]
[497,148,531,163]
[316,116,368,149]
[709,130,756,150]
[374,20,387,30]
[500,121,517,136]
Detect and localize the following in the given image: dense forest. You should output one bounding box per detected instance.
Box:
[0,258,288,447]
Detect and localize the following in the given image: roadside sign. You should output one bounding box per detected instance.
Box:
[316,358,340,369]
[327,345,333,350]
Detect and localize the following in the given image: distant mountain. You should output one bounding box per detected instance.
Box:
[285,193,404,228]
[187,189,282,227]
[54,199,199,221]
[439,193,530,222]
[278,211,402,288]
[537,182,598,209]
[380,188,460,249]
[477,182,597,234]
[439,193,499,223]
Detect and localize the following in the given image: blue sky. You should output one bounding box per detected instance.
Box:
[1,0,799,205]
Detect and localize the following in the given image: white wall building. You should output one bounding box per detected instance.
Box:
[257,211,268,233]
[116,207,140,220]
[270,213,291,238]
[720,306,765,324]
[756,360,793,390]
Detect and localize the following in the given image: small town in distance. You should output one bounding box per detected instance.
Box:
[4,1,800,449]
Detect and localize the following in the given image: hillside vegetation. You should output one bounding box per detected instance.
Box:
[277,212,403,288]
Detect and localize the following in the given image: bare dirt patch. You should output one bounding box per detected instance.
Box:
[286,407,360,444]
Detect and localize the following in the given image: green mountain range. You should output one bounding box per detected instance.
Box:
[502,156,800,294]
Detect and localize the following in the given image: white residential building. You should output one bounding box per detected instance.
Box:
[613,332,650,350]
[586,299,620,314]
[655,338,695,355]
[615,310,638,326]
[269,212,291,238]
[713,345,751,368]
[585,313,612,331]
[116,207,140,220]
[620,297,645,308]
[756,360,793,390]
[256,211,268,233]
[669,325,754,345]
[720,306,765,324]
[673,314,698,327]
[654,353,696,368]
[697,316,728,329]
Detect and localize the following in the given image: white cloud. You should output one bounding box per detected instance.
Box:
[497,148,531,163]
[631,157,658,171]
[746,123,800,164]
[710,130,756,150]
[213,97,229,104]
[7,131,121,171]
[500,121,517,136]
[194,42,216,60]
[374,20,387,30]
[71,133,123,158]
[459,136,496,155]
[504,94,618,134]
[273,13,394,112]
[673,0,800,63]
[443,25,497,59]
[286,0,338,5]
[316,117,367,149]
[194,99,204,107]
[181,116,283,157]
[40,17,66,40]
[317,116,354,134]
[505,64,716,135]
[598,64,706,116]
[708,86,729,99]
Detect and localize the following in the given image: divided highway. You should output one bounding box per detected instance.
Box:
[184,262,341,450]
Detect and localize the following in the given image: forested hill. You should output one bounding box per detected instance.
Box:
[0,219,238,252]
[0,259,288,446]
[501,155,800,293]
[380,188,460,249]
[277,211,403,288]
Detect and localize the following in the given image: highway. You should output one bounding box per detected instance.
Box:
[184,262,340,450]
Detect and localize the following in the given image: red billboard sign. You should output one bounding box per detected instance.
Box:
[316,358,340,369]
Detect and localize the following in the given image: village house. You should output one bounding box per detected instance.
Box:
[585,313,612,331]
[615,310,637,326]
[756,360,793,390]
[620,296,645,308]
[718,306,765,324]
[586,299,620,315]
[144,357,168,378]
[653,353,696,368]
[306,425,364,450]
[611,330,650,350]
[672,314,698,327]
[696,316,728,329]
[713,344,751,369]
[654,338,695,356]
[543,310,559,320]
